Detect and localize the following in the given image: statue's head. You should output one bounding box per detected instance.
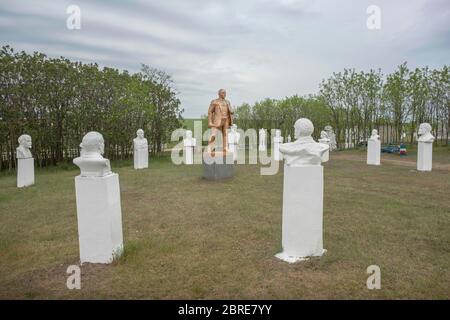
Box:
[372,129,378,136]
[275,129,281,137]
[80,131,105,155]
[186,130,193,139]
[136,129,144,138]
[294,118,314,139]
[418,123,431,136]
[320,130,328,139]
[18,134,32,149]
[218,89,226,99]
[324,125,332,132]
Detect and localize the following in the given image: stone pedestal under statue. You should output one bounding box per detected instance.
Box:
[17,158,34,188]
[367,140,381,165]
[417,123,434,172]
[417,142,433,171]
[184,130,196,165]
[16,134,35,188]
[73,131,123,264]
[276,118,328,263]
[202,152,234,180]
[276,165,325,263]
[133,129,148,169]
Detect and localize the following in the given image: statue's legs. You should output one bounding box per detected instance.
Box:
[207,127,218,153]
[207,118,230,153]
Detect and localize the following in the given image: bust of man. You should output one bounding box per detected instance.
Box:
[319,130,330,143]
[274,129,283,142]
[73,131,112,177]
[184,130,196,147]
[16,134,33,159]
[418,123,434,143]
[279,118,329,167]
[259,128,266,142]
[207,89,233,153]
[133,129,148,150]
[369,129,380,141]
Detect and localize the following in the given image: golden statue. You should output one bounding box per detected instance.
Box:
[207,89,233,153]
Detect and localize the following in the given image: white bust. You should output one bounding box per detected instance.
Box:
[16,134,32,159]
[279,118,329,167]
[417,123,434,143]
[369,129,380,141]
[184,130,196,146]
[73,131,112,177]
[133,129,148,149]
[319,130,330,142]
[259,128,266,138]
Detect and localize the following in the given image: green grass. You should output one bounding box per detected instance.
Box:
[0,150,449,299]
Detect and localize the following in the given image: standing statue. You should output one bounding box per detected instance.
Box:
[324,125,337,151]
[133,129,149,169]
[287,135,291,143]
[207,89,233,153]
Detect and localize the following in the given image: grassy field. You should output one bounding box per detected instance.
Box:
[0,148,449,299]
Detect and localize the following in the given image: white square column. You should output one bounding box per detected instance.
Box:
[75,173,124,264]
[17,158,34,188]
[134,149,148,169]
[367,140,381,165]
[276,165,325,263]
[417,141,433,171]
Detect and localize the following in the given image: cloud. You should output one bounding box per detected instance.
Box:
[1,0,449,117]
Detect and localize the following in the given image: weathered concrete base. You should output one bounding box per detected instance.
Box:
[275,249,327,263]
[202,152,234,180]
[17,157,34,188]
[75,173,123,264]
[417,141,433,171]
[276,165,325,263]
[367,140,381,165]
[134,149,148,169]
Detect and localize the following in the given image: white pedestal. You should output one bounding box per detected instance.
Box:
[259,144,266,152]
[228,143,238,161]
[273,138,283,161]
[75,173,124,264]
[276,165,325,263]
[367,140,381,165]
[17,158,34,188]
[184,146,194,165]
[134,149,148,169]
[417,141,433,171]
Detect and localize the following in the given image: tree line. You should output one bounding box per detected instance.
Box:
[234,63,449,149]
[0,45,183,171]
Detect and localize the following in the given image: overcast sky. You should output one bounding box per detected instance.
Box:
[1,0,449,117]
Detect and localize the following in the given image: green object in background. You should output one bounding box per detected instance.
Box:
[400,143,407,156]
